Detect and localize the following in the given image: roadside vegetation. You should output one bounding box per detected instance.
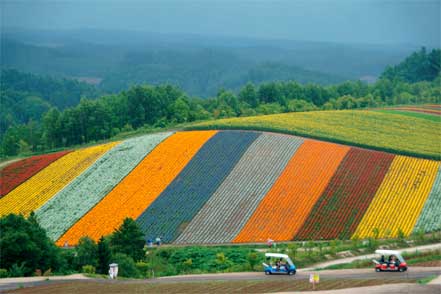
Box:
[1,213,439,279]
[316,250,441,270]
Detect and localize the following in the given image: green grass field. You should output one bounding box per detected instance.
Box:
[374,110,440,122]
[187,110,441,159]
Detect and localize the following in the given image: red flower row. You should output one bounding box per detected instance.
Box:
[294,148,394,240]
[0,150,71,197]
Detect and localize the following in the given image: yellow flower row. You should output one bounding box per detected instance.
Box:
[0,142,119,217]
[190,110,440,159]
[352,156,440,238]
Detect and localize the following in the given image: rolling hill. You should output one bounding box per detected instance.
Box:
[1,108,440,246]
[187,107,441,160]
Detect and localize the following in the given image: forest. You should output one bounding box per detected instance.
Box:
[1,47,440,157]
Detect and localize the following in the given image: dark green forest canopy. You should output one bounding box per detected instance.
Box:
[2,34,416,97]
[1,69,100,139]
[381,48,441,83]
[1,48,440,157]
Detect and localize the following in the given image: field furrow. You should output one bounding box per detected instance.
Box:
[175,133,303,244]
[36,133,171,241]
[136,131,260,243]
[56,131,216,246]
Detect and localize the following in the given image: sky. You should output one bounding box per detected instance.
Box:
[2,0,440,46]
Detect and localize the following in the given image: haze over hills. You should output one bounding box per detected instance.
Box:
[2,28,418,97]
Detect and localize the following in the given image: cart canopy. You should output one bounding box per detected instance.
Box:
[265,253,294,266]
[375,250,405,262]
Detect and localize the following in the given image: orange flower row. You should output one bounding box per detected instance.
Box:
[234,140,349,243]
[56,131,217,246]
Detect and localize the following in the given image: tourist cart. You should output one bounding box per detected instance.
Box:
[263,253,296,275]
[373,249,407,272]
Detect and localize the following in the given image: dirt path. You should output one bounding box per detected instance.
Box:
[274,283,441,294]
[2,268,439,293]
[0,158,23,169]
[0,274,89,292]
[156,267,440,282]
[301,242,441,271]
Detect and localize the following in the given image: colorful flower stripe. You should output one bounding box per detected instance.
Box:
[295,148,395,240]
[190,110,440,159]
[233,140,349,243]
[56,131,216,246]
[389,107,441,116]
[0,150,71,197]
[413,166,441,233]
[36,133,172,241]
[353,156,439,238]
[175,133,303,244]
[0,142,118,217]
[137,131,260,243]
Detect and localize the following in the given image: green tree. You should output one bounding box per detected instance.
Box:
[75,237,98,270]
[96,236,112,274]
[0,213,61,276]
[1,127,20,156]
[43,108,61,148]
[238,83,258,107]
[168,97,191,123]
[110,218,145,261]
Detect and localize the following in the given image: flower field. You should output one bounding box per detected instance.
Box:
[0,142,118,217]
[136,131,260,243]
[295,148,395,240]
[1,127,440,245]
[0,150,71,197]
[414,166,441,233]
[175,133,303,244]
[36,133,172,241]
[353,156,439,238]
[56,131,217,246]
[233,140,350,243]
[187,109,441,159]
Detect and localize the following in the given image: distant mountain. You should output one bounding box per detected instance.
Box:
[1,69,100,135]
[1,28,419,97]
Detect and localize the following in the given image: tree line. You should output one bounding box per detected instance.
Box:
[1,48,440,157]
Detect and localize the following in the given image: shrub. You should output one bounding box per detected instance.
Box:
[111,253,140,278]
[9,262,26,277]
[247,252,258,270]
[81,265,96,274]
[135,261,150,277]
[0,269,8,278]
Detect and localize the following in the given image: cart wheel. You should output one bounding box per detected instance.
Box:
[289,270,296,275]
[375,268,381,272]
[265,271,271,275]
[399,267,406,272]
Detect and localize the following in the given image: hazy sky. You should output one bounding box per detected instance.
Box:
[2,0,440,46]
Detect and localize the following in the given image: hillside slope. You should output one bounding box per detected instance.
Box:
[187,108,441,159]
[1,129,439,246]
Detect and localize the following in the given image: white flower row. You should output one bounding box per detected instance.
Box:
[36,132,173,241]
